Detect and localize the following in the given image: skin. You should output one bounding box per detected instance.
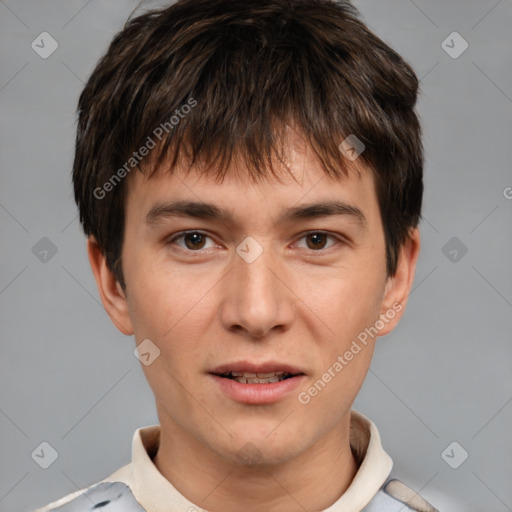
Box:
[87,130,420,512]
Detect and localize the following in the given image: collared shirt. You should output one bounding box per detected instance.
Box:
[33,410,438,512]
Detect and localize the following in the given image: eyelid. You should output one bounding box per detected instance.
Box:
[292,230,344,248]
[167,229,349,253]
[167,230,219,251]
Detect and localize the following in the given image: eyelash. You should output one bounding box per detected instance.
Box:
[166,230,347,254]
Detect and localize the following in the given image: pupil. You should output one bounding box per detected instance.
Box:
[307,233,326,250]
[185,232,205,250]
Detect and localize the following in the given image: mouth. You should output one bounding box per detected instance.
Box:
[213,370,300,384]
[208,361,306,404]
[209,361,305,384]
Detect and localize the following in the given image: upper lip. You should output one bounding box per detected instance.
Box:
[210,361,306,375]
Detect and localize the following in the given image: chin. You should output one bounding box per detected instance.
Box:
[219,430,307,468]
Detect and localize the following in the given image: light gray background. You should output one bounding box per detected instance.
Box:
[1,1,511,511]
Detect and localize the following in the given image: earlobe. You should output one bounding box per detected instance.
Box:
[87,236,134,335]
[378,228,421,337]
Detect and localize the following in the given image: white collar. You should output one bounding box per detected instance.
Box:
[126,409,392,511]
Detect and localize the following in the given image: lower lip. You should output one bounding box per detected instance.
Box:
[209,374,306,404]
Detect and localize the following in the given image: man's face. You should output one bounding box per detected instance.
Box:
[110,135,403,466]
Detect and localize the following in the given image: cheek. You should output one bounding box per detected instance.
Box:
[304,265,385,335]
[126,261,217,366]
[299,263,385,394]
[296,274,381,415]
[126,269,208,405]
[125,243,186,330]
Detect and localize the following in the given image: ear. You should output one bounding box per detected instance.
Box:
[377,228,421,336]
[87,235,134,335]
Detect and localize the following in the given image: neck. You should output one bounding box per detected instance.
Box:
[153,409,359,512]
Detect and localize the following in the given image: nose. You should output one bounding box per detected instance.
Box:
[219,242,295,340]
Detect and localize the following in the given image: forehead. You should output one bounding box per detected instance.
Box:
[123,139,380,231]
[128,120,380,206]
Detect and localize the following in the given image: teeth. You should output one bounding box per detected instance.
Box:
[227,371,294,384]
[230,371,285,378]
[232,376,281,384]
[217,370,297,384]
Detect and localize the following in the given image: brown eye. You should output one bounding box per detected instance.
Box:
[305,232,329,250]
[297,231,350,256]
[184,232,207,250]
[169,231,213,251]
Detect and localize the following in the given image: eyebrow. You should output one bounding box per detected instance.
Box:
[146,199,368,229]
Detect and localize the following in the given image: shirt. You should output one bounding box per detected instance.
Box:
[32,410,438,512]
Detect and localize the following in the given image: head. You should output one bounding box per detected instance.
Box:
[76,0,422,467]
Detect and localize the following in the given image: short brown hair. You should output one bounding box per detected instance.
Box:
[73,0,423,291]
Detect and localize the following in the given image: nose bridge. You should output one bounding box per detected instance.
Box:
[220,236,294,338]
